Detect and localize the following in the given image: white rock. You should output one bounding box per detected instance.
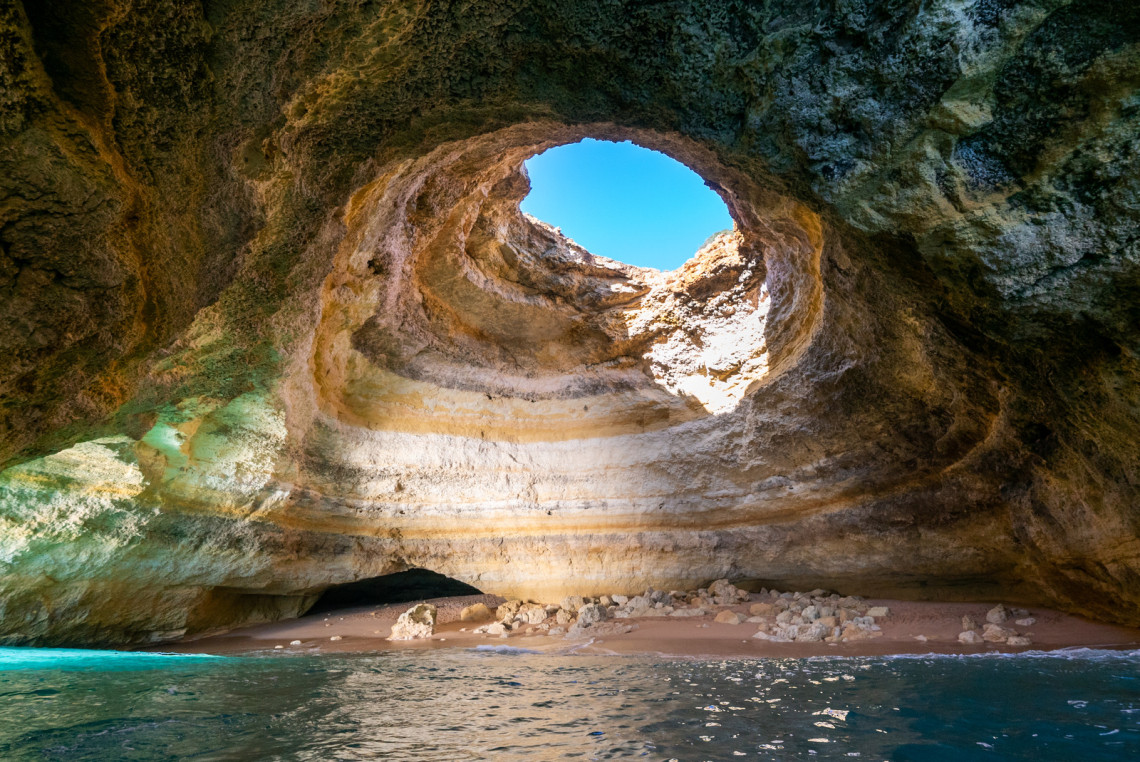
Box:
[982,623,1011,643]
[958,630,983,644]
[796,622,828,642]
[611,595,629,605]
[329,635,342,641]
[290,639,302,646]
[1006,635,1032,646]
[1014,617,1036,627]
[986,604,1011,624]
[388,603,437,640]
[866,606,890,618]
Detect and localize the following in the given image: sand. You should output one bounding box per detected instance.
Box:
[149,594,1140,659]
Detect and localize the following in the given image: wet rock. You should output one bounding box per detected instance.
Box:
[388,603,437,640]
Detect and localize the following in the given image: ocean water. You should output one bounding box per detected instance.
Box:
[0,646,1136,760]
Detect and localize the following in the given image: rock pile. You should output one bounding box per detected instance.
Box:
[465,580,896,644]
[957,604,1034,646]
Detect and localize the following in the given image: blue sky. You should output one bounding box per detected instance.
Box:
[520,139,733,270]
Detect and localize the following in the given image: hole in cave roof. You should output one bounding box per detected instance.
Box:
[519,138,733,271]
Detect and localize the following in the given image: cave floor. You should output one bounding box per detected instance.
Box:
[147,594,1140,660]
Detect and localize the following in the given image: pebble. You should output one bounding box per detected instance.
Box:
[330,635,342,641]
[290,640,302,646]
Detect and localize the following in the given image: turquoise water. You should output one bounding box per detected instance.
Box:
[0,647,1137,760]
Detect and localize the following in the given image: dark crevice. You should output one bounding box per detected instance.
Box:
[305,569,483,616]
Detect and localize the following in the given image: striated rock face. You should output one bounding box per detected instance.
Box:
[0,0,1137,644]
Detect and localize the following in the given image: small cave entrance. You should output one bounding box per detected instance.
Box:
[306,569,483,616]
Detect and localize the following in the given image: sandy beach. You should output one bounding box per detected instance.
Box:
[151,590,1140,659]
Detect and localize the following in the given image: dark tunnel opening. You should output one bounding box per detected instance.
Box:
[306,569,484,616]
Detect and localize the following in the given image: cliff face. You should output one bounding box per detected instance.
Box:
[0,0,1137,645]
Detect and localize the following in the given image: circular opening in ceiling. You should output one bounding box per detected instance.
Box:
[519,138,734,271]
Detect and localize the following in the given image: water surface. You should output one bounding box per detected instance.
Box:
[0,646,1136,760]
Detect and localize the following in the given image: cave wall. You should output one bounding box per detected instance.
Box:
[0,0,1137,645]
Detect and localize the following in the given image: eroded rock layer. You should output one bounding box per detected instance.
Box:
[0,0,1137,644]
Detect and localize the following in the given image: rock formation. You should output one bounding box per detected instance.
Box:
[0,0,1137,645]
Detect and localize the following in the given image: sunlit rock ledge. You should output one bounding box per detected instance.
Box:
[1,1,1138,645]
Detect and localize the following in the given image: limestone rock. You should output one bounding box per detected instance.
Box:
[575,603,608,628]
[714,610,744,625]
[958,631,983,644]
[560,596,586,615]
[1006,636,1032,647]
[388,604,437,640]
[866,606,890,618]
[750,603,775,617]
[986,605,1011,624]
[982,624,1013,643]
[1,0,1139,647]
[460,603,493,623]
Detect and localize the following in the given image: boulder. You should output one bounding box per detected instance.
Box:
[496,600,523,621]
[388,603,438,640]
[575,602,608,628]
[708,579,749,602]
[982,623,1012,643]
[517,603,547,625]
[958,630,983,644]
[749,602,776,616]
[460,603,493,622]
[961,615,978,631]
[714,610,744,625]
[1006,635,1032,647]
[611,595,629,606]
[866,606,890,618]
[986,604,1011,624]
[796,622,829,642]
[560,595,586,614]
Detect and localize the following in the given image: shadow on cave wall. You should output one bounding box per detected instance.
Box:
[305,569,483,616]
